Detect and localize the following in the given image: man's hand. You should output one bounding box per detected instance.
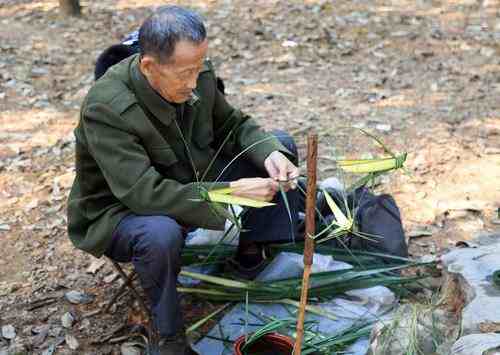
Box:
[229,178,279,202]
[264,151,299,191]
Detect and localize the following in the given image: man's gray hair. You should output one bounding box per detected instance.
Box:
[139,6,206,63]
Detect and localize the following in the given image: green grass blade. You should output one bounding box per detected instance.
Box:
[210,135,290,188]
[200,128,234,182]
[279,182,295,243]
[186,303,231,335]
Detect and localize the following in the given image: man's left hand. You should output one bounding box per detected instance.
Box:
[264,151,299,192]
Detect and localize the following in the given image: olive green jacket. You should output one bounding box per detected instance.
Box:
[67,54,288,257]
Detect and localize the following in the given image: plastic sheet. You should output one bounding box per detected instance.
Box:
[193,252,397,355]
[185,206,242,246]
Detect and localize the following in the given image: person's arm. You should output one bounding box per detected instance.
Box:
[83,103,228,229]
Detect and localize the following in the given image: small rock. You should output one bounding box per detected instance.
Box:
[407,227,433,238]
[5,342,27,354]
[480,47,496,58]
[64,290,94,304]
[54,172,75,190]
[31,67,49,77]
[24,199,38,211]
[61,312,74,329]
[1,325,16,340]
[78,318,90,330]
[0,224,10,231]
[48,327,62,338]
[391,30,410,37]
[86,259,106,274]
[32,328,49,347]
[121,342,143,355]
[103,272,119,284]
[41,343,57,355]
[450,333,500,355]
[442,239,500,335]
[32,325,50,335]
[281,40,298,47]
[375,123,392,132]
[34,99,50,109]
[419,255,437,263]
[4,79,16,88]
[65,334,79,350]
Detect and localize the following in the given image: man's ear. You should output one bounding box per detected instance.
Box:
[139,55,156,78]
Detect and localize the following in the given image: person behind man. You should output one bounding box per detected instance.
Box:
[67,5,300,355]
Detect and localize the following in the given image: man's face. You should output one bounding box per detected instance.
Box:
[142,39,208,103]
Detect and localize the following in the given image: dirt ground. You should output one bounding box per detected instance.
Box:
[0,0,499,353]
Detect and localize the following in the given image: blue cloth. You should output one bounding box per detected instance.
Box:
[105,131,299,336]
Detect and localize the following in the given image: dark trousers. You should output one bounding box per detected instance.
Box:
[104,131,299,337]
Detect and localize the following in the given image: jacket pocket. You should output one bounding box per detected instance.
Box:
[149,146,178,167]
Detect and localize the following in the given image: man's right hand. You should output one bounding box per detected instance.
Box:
[229,178,279,202]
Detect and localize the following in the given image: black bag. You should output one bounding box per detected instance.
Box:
[299,185,408,258]
[349,189,408,257]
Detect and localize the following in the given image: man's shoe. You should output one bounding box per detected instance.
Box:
[225,255,269,280]
[225,242,270,280]
[148,335,199,355]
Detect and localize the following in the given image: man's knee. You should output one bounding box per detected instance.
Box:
[134,216,184,258]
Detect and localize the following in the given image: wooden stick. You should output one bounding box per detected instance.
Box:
[293,133,318,355]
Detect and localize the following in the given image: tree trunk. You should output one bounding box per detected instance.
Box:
[59,0,81,16]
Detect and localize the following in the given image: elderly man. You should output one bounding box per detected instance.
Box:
[67,5,299,355]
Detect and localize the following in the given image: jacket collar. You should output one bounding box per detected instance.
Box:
[130,54,176,127]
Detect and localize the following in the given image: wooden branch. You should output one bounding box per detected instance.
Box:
[293,133,318,355]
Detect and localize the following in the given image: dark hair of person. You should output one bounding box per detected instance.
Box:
[139,5,206,63]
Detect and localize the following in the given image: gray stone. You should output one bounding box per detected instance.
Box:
[442,239,500,335]
[61,312,74,329]
[375,123,392,132]
[450,333,500,355]
[480,47,496,58]
[64,290,94,304]
[4,341,27,354]
[41,344,57,355]
[86,259,106,274]
[48,327,62,338]
[367,304,459,355]
[1,325,16,340]
[3,79,16,89]
[120,342,143,355]
[65,334,79,350]
[31,67,48,77]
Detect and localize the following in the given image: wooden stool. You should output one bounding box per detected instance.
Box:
[104,260,150,316]
[105,259,159,344]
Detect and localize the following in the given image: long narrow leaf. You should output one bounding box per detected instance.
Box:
[211,135,290,187]
[279,182,295,243]
[338,154,407,174]
[322,189,351,228]
[207,190,275,208]
[186,303,231,335]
